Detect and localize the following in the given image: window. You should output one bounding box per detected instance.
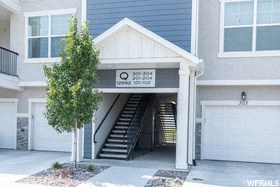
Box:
[221,0,280,54]
[28,13,72,59]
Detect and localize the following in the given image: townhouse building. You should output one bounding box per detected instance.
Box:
[0,0,279,170]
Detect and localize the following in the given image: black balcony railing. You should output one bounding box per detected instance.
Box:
[0,47,18,76]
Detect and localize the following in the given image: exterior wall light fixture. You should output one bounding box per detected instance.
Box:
[240,91,248,106]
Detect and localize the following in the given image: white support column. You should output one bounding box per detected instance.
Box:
[188,71,196,165]
[176,62,190,169]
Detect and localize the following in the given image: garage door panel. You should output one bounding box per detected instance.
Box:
[33,103,71,152]
[202,105,280,164]
[0,102,17,149]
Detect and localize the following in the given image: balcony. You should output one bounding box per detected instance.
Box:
[0,47,19,90]
[0,47,18,76]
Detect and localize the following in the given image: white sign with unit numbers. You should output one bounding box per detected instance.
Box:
[116,69,155,87]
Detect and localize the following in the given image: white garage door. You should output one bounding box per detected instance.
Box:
[0,102,16,149]
[33,103,71,152]
[202,105,280,163]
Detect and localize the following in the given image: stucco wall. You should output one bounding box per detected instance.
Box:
[0,20,10,49]
[196,86,280,118]
[10,0,81,82]
[198,0,280,81]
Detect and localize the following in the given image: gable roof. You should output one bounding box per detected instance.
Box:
[93,18,203,67]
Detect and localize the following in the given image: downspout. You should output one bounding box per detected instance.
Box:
[187,69,203,166]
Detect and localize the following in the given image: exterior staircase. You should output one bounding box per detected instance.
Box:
[159,102,177,143]
[99,94,153,160]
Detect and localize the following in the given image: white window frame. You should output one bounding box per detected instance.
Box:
[24,9,76,63]
[218,0,280,58]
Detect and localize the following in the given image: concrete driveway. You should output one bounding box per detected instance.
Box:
[0,149,70,187]
[185,160,280,187]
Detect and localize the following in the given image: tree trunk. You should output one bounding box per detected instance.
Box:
[73,120,78,168]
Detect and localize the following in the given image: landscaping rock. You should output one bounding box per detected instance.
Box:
[17,163,109,187]
[145,169,188,187]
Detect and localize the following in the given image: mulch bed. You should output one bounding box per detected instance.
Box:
[17,163,110,187]
[145,169,188,187]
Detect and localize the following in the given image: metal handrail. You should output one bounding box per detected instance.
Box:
[94,93,121,143]
[0,46,19,55]
[126,94,155,159]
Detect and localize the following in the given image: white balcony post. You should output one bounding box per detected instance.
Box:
[176,62,190,169]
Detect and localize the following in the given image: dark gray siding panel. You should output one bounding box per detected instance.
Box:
[87,0,192,51]
[84,123,92,159]
[96,69,179,88]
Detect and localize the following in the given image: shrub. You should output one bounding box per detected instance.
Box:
[52,161,62,169]
[87,164,94,172]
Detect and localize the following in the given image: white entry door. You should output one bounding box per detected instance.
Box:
[33,103,71,152]
[202,105,280,163]
[0,102,17,149]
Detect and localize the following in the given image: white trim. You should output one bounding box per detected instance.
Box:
[219,0,225,54]
[24,58,61,64]
[0,0,20,13]
[191,0,199,56]
[197,79,280,86]
[17,113,29,118]
[201,100,280,106]
[24,9,76,63]
[81,0,87,23]
[19,81,47,87]
[28,98,46,103]
[99,88,179,93]
[93,18,202,66]
[0,73,20,90]
[24,9,77,17]
[100,57,184,64]
[0,98,18,102]
[219,0,280,55]
[218,51,280,58]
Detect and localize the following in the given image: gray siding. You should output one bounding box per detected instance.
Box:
[87,0,192,51]
[84,123,92,159]
[96,69,179,88]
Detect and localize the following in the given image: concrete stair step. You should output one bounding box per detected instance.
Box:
[112,130,126,134]
[102,148,127,153]
[117,121,130,125]
[108,138,127,143]
[99,153,127,159]
[121,114,133,117]
[119,118,131,121]
[110,134,127,138]
[115,126,129,129]
[105,143,128,148]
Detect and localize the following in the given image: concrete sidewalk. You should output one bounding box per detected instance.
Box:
[78,166,157,187]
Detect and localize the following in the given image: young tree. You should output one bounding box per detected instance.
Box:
[44,16,102,168]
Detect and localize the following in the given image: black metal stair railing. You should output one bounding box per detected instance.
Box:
[0,47,18,76]
[94,93,122,143]
[124,94,155,160]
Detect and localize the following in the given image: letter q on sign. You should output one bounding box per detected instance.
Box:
[120,72,129,80]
